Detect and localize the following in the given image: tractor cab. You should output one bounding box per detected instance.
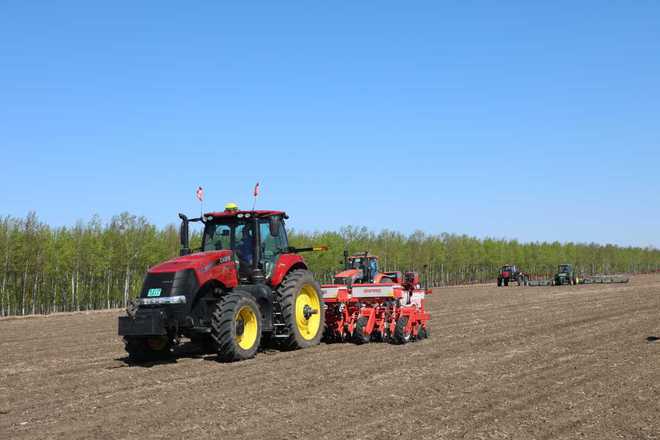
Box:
[198,210,289,282]
[179,209,289,284]
[346,253,379,283]
[558,264,573,274]
[500,265,516,275]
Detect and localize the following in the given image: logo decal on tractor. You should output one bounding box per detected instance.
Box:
[147,288,162,297]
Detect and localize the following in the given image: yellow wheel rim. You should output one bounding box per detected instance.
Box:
[235,306,259,350]
[295,284,321,340]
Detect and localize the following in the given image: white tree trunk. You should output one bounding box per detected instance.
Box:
[0,247,8,317]
[123,263,130,307]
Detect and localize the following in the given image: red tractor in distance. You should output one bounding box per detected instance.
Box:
[118,208,326,362]
[333,251,416,287]
[497,264,529,287]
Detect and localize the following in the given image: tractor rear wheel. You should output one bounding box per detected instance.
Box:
[393,316,412,344]
[211,291,262,362]
[275,269,325,350]
[352,317,371,344]
[124,336,173,362]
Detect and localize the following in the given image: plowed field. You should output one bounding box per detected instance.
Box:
[2,275,659,439]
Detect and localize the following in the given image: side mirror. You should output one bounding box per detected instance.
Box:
[178,213,190,256]
[269,216,281,237]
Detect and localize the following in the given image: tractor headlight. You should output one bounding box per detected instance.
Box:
[138,295,187,305]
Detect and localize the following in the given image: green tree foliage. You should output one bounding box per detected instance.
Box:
[0,213,658,316]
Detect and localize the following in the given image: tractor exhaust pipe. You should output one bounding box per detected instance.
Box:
[178,213,190,256]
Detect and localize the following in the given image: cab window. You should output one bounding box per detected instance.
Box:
[259,218,289,277]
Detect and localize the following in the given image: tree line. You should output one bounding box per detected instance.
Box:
[1,213,658,316]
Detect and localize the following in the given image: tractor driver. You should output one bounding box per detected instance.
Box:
[368,258,378,283]
[237,224,255,276]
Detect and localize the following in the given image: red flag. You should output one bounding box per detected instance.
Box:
[253,182,260,197]
[196,186,204,202]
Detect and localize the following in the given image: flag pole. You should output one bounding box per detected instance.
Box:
[252,182,260,211]
[196,186,204,218]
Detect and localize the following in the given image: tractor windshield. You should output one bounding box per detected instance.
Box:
[203,221,254,255]
[349,258,364,270]
[559,265,571,273]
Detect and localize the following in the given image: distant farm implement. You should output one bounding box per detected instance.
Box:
[525,264,630,286]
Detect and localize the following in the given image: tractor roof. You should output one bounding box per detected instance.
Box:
[204,210,286,220]
[349,254,379,260]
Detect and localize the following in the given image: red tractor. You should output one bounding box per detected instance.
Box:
[333,251,414,286]
[497,264,529,287]
[322,251,430,344]
[118,208,325,362]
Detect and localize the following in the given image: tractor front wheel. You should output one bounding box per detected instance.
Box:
[275,269,325,350]
[211,291,262,362]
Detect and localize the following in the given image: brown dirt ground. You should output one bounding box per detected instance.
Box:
[1,275,660,440]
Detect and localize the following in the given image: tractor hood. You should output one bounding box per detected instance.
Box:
[148,250,233,274]
[335,268,361,279]
[334,268,362,284]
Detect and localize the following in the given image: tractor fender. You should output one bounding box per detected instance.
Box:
[270,254,308,287]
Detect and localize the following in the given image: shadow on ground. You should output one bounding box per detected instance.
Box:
[114,341,216,367]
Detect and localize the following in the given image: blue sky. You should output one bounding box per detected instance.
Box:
[1,1,659,247]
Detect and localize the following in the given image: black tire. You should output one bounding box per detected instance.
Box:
[124,336,173,362]
[211,291,262,362]
[417,325,428,340]
[274,269,325,350]
[393,316,412,344]
[497,278,502,287]
[504,278,509,287]
[352,317,371,344]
